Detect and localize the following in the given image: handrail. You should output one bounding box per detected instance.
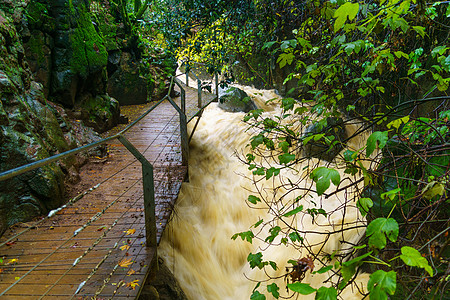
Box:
[0,76,188,251]
[0,65,219,250]
[182,61,220,106]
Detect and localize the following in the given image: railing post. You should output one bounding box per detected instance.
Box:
[180,112,189,166]
[215,72,219,101]
[197,79,202,108]
[142,163,157,248]
[117,135,157,248]
[186,72,189,87]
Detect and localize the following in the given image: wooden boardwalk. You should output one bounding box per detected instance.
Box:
[0,81,216,299]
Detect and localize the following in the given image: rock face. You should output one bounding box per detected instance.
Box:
[107,52,148,105]
[0,3,104,235]
[303,117,348,162]
[22,0,119,131]
[218,86,258,113]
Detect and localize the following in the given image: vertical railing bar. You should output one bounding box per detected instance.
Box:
[166,96,189,167]
[197,79,202,108]
[117,135,157,249]
[215,71,219,100]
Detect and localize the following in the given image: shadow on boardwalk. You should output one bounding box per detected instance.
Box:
[0,83,216,299]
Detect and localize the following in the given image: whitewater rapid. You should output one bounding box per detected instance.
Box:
[159,86,370,299]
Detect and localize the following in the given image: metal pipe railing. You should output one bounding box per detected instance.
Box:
[0,77,188,250]
[0,66,218,250]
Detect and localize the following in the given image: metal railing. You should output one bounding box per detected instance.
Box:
[0,65,220,250]
[0,76,190,249]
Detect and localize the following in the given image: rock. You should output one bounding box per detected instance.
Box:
[140,257,188,300]
[107,52,148,105]
[218,87,258,113]
[23,30,53,97]
[303,117,348,162]
[75,94,120,133]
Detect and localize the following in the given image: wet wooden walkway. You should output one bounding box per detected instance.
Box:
[0,81,216,299]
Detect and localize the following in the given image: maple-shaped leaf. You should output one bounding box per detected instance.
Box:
[118,258,133,268]
[127,269,136,276]
[126,279,140,290]
[124,229,136,236]
[120,244,130,251]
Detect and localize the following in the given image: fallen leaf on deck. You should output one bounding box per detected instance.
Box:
[5,241,16,246]
[126,279,140,290]
[118,258,133,268]
[127,269,136,276]
[120,244,130,251]
[6,258,18,265]
[124,229,136,236]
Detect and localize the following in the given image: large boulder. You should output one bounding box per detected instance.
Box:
[107,52,148,105]
[73,94,120,133]
[218,86,258,113]
[302,117,348,162]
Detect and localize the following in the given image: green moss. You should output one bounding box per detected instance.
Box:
[25,33,47,65]
[26,2,48,26]
[68,4,108,77]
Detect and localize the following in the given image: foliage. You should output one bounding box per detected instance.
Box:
[197,0,450,299]
[148,0,450,298]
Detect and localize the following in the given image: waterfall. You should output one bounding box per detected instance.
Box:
[159,86,370,299]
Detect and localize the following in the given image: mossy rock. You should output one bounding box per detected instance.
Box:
[218,87,258,113]
[78,94,120,133]
[107,52,148,105]
[302,117,348,162]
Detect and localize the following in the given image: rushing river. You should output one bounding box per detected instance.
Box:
[159,86,370,299]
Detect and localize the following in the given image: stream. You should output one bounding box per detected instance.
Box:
[159,86,371,299]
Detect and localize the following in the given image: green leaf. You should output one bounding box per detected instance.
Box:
[380,188,401,202]
[262,41,276,50]
[412,26,426,38]
[394,51,409,59]
[253,167,265,176]
[310,167,341,195]
[253,219,264,228]
[283,205,304,217]
[341,263,356,286]
[277,52,295,68]
[287,282,316,295]
[278,153,296,164]
[250,134,264,149]
[314,265,333,274]
[387,116,410,130]
[315,286,337,300]
[231,230,254,243]
[250,290,266,300]
[267,283,280,299]
[357,198,373,216]
[265,226,281,243]
[266,167,280,180]
[366,218,399,249]
[282,97,295,111]
[289,231,303,242]
[366,131,388,157]
[334,2,360,32]
[248,195,262,205]
[247,252,265,269]
[400,246,433,276]
[368,270,396,300]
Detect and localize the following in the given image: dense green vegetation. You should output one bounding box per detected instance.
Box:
[131,0,449,299]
